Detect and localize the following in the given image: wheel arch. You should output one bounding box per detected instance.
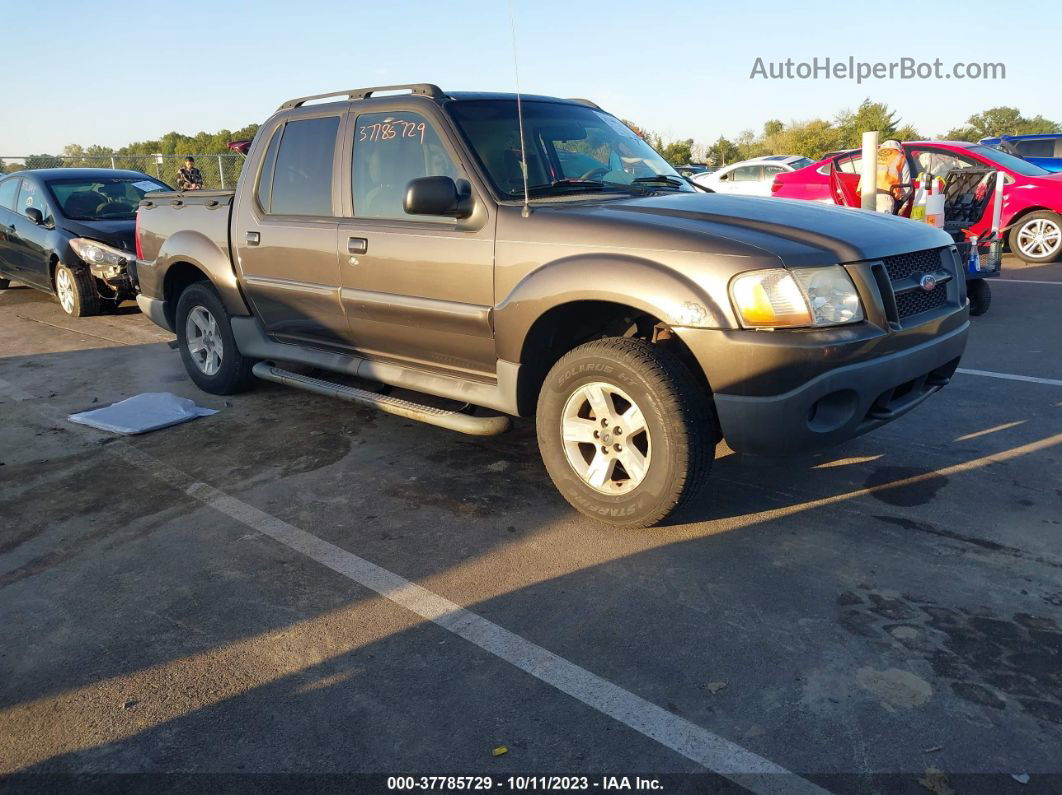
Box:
[156,229,250,321]
[511,298,717,421]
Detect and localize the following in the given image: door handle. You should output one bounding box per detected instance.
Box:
[347,237,368,255]
[246,231,260,246]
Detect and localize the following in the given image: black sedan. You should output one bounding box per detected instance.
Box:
[0,169,170,317]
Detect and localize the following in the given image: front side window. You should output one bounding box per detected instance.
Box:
[16,180,53,223]
[0,178,20,211]
[911,149,979,179]
[731,166,762,181]
[267,116,340,216]
[1014,139,1054,158]
[46,177,167,221]
[449,100,692,198]
[352,111,462,221]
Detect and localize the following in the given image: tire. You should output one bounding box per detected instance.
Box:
[968,278,992,317]
[536,337,715,528]
[175,281,255,395]
[54,262,100,317]
[1008,211,1062,263]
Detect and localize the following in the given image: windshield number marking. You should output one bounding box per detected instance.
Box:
[358,120,426,144]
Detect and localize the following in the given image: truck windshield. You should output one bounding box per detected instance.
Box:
[448,100,693,198]
[46,176,171,221]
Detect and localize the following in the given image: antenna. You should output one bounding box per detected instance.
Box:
[507,0,531,217]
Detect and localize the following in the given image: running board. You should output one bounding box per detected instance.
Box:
[252,362,512,436]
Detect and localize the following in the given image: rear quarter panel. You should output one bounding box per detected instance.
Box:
[136,191,250,316]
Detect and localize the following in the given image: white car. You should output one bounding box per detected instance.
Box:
[692,155,813,196]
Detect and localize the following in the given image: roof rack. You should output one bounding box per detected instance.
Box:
[278,83,447,110]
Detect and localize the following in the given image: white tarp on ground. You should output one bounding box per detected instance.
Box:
[68,392,217,434]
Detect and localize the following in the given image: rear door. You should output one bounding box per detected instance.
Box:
[0,178,22,279]
[232,112,348,346]
[336,105,496,378]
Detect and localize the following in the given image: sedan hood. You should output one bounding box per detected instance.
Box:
[562,192,956,266]
[59,218,137,253]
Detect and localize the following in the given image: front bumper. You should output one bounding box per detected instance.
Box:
[676,314,969,456]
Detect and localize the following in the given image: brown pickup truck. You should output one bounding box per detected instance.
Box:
[135,83,969,527]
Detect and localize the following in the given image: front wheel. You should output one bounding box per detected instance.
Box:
[536,337,715,528]
[175,281,255,395]
[1009,211,1062,263]
[968,279,992,316]
[54,263,100,317]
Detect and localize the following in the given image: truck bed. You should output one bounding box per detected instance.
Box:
[136,190,235,264]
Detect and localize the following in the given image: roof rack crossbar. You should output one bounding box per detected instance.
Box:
[278,83,446,110]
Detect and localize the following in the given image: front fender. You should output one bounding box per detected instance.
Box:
[154,229,250,317]
[493,253,730,363]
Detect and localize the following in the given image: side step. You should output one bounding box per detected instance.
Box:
[252,362,512,437]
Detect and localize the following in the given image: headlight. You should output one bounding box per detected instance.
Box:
[730,266,864,328]
[69,238,132,278]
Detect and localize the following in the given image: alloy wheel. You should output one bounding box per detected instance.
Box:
[1017,217,1062,259]
[560,381,652,495]
[185,305,224,376]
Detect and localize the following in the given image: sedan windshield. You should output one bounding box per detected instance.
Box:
[969,145,1051,177]
[449,100,693,198]
[46,176,170,221]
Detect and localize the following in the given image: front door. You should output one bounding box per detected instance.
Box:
[10,179,54,289]
[337,108,496,379]
[233,113,348,347]
[0,178,23,280]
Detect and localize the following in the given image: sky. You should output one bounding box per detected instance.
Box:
[0,0,1056,155]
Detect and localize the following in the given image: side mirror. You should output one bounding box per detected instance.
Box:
[25,207,44,225]
[718,173,729,181]
[404,176,472,219]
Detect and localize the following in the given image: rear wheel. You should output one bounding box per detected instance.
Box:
[536,337,714,528]
[54,263,100,317]
[175,282,255,394]
[1009,211,1062,263]
[968,278,992,316]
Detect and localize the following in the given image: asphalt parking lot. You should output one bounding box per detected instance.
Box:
[1,256,1060,793]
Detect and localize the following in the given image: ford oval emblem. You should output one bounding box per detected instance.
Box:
[920,274,937,292]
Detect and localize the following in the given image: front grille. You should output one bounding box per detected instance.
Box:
[895,285,947,318]
[882,248,943,281]
[877,246,952,322]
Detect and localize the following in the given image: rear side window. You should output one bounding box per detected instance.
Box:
[0,179,20,210]
[255,125,282,212]
[267,116,339,216]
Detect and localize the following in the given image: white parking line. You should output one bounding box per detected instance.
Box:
[0,377,826,795]
[957,368,1062,387]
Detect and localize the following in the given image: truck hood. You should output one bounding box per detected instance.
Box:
[561,192,956,266]
[59,218,137,253]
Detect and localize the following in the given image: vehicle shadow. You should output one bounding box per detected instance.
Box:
[1,335,1060,782]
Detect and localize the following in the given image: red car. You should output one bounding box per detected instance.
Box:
[772,141,1062,263]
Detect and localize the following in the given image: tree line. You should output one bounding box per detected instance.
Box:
[630,101,1060,166]
[1,102,1058,175]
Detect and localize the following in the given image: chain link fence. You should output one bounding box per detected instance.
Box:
[0,154,244,191]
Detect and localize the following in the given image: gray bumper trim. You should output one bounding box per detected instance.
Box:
[136,295,173,333]
[714,321,969,455]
